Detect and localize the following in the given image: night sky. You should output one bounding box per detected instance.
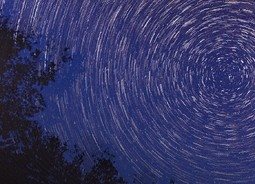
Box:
[2,0,255,183]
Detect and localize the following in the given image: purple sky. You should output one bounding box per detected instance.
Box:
[2,0,255,183]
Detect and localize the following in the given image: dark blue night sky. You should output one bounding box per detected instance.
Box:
[2,0,255,183]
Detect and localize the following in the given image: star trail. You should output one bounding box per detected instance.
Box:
[2,0,255,183]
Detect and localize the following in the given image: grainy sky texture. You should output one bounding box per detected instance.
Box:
[1,0,255,183]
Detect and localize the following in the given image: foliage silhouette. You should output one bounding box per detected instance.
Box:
[84,154,126,184]
[0,17,126,184]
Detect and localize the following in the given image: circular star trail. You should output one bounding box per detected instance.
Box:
[3,0,255,183]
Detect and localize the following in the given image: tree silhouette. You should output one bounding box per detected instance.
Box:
[84,158,126,184]
[0,17,126,184]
